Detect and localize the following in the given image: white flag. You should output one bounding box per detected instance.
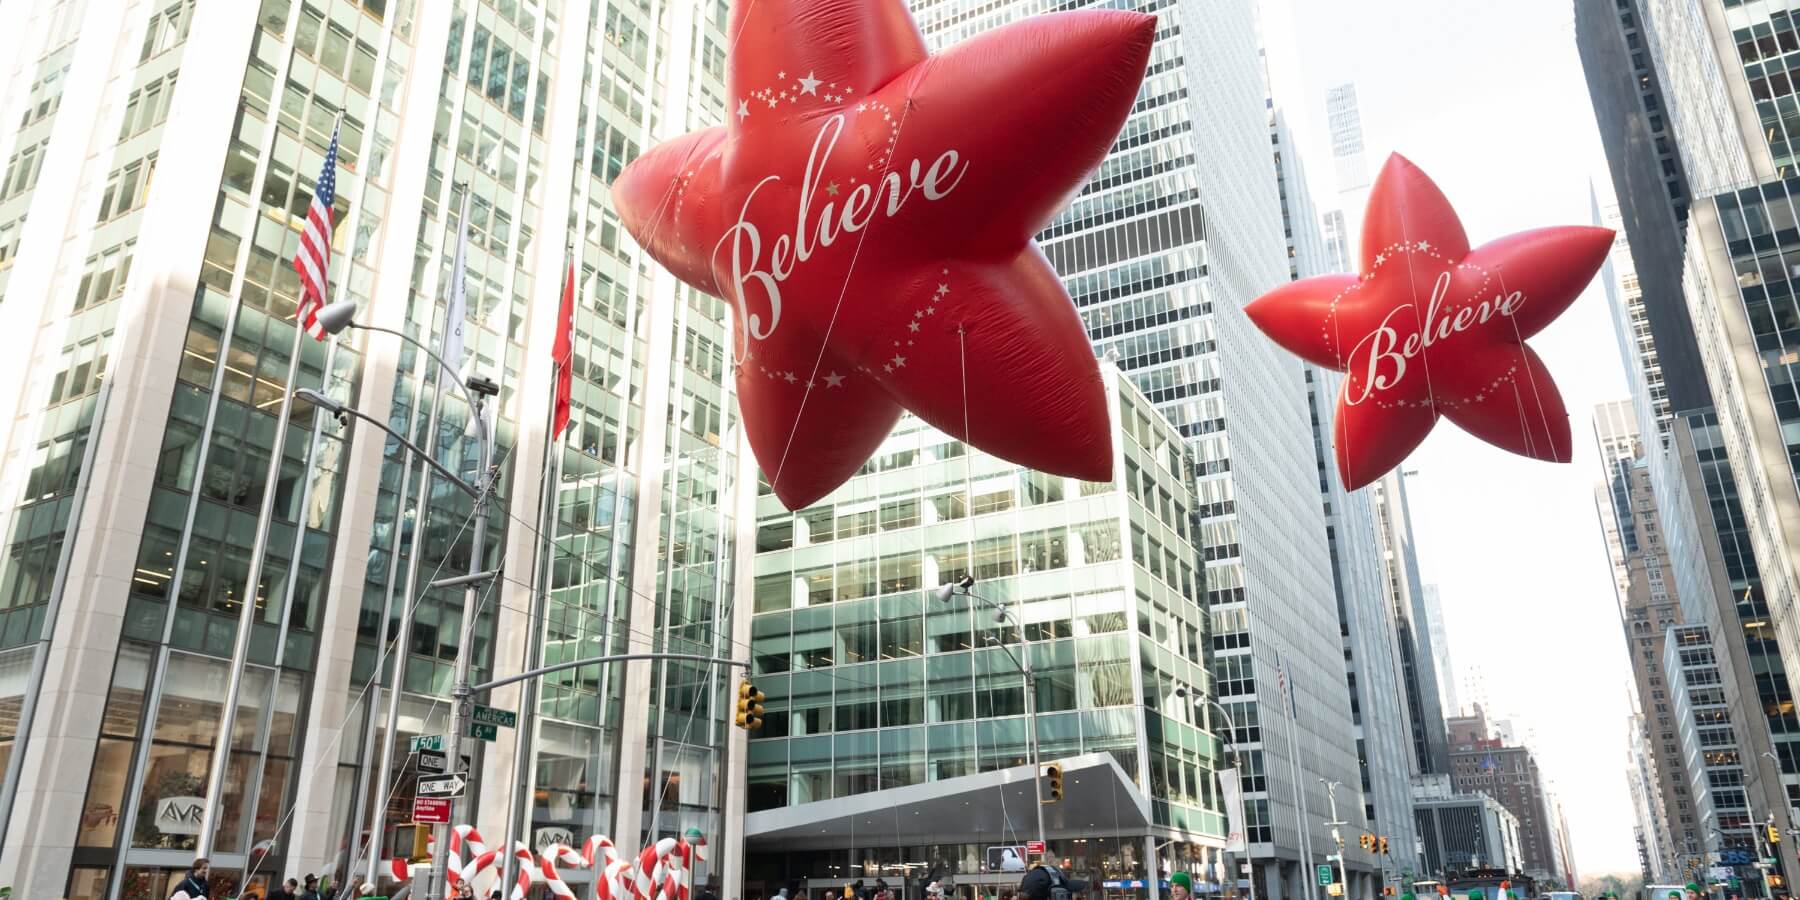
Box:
[1218,766,1248,853]
[442,189,472,384]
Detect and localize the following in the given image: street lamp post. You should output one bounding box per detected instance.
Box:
[1320,780,1348,900]
[308,301,499,896]
[1176,689,1257,900]
[935,574,1047,855]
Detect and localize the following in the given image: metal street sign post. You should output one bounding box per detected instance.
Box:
[418,775,467,798]
[413,797,452,825]
[409,735,445,753]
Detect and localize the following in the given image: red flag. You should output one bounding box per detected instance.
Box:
[552,258,575,439]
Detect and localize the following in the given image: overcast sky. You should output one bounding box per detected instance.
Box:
[1260,0,1643,875]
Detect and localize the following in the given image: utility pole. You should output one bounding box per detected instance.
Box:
[1321,780,1349,900]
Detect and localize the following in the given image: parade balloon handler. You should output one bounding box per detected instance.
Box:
[1168,872,1191,900]
[1018,861,1089,900]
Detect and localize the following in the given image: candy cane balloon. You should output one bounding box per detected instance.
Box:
[605,856,637,900]
[540,844,587,900]
[585,836,626,900]
[634,843,661,900]
[511,841,538,900]
[462,847,501,898]
[446,826,489,898]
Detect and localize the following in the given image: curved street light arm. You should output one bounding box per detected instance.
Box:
[959,588,1030,678]
[347,321,492,449]
[296,389,482,499]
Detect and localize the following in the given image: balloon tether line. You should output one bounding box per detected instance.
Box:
[1500,268,1557,460]
[767,71,926,494]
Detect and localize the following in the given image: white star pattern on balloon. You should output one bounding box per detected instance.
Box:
[798,71,822,95]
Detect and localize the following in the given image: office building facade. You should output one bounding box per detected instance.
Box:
[1626,711,1675,881]
[1411,774,1523,877]
[1445,706,1558,884]
[1578,0,1800,840]
[0,1,751,896]
[743,366,1228,894]
[1664,626,1757,871]
[1372,473,1450,776]
[1279,108,1421,886]
[1592,401,1694,864]
[916,1,1368,897]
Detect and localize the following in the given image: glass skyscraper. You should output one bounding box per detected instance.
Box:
[910,2,1366,897]
[1580,0,1800,856]
[0,2,746,897]
[744,365,1226,896]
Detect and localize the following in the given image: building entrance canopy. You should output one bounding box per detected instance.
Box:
[746,753,1157,850]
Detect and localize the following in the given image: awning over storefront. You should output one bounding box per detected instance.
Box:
[745,752,1159,850]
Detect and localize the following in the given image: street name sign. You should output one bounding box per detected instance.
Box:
[473,705,517,728]
[409,734,445,753]
[467,722,498,742]
[1316,865,1333,886]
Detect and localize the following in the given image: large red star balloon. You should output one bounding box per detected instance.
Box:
[611,0,1155,509]
[1245,154,1614,490]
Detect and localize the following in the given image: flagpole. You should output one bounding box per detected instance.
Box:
[1281,655,1316,900]
[365,184,470,884]
[195,113,342,858]
[501,245,574,890]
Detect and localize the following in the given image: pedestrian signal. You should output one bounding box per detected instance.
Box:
[736,679,765,731]
[408,823,431,862]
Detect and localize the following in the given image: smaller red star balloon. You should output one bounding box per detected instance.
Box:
[611,0,1156,509]
[1245,154,1613,489]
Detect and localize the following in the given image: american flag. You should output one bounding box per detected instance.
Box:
[293,121,340,340]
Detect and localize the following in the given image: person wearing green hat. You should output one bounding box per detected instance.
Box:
[1686,883,1704,899]
[1168,872,1191,900]
[1466,890,1485,900]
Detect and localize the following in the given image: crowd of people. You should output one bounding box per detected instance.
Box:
[165,856,381,900]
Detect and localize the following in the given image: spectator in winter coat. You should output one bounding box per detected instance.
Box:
[169,859,210,900]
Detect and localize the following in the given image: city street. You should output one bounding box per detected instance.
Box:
[0,0,1791,899]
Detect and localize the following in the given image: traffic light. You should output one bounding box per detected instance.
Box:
[736,679,765,730]
[1771,823,1784,845]
[1771,874,1786,890]
[1379,836,1390,855]
[1044,763,1064,803]
[1360,834,1374,851]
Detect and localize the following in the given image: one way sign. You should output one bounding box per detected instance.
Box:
[418,775,467,798]
[418,750,471,775]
